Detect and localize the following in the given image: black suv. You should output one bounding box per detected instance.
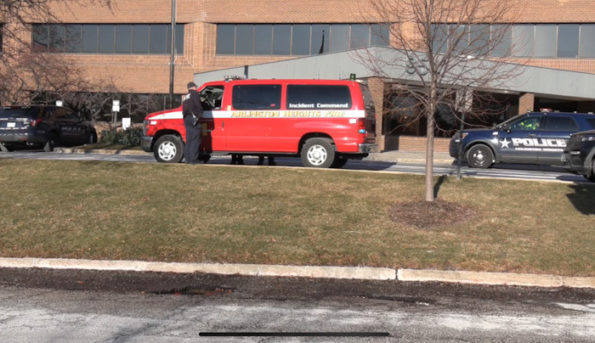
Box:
[0,106,97,151]
[563,130,595,182]
[450,111,595,168]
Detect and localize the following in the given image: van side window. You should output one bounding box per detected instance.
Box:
[287,85,352,109]
[200,86,225,110]
[232,85,281,110]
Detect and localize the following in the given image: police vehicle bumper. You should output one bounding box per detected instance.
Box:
[449,134,464,158]
[0,128,47,145]
[141,135,153,152]
[562,151,588,174]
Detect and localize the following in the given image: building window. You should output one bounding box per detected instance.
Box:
[534,25,556,57]
[558,24,579,58]
[580,24,595,58]
[433,23,595,59]
[32,24,184,55]
[216,23,390,56]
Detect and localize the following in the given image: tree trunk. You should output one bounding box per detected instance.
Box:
[425,90,436,202]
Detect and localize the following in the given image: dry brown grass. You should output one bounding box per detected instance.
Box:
[0,159,593,276]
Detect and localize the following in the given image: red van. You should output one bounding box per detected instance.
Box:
[141,79,376,168]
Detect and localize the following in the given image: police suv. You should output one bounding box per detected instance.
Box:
[449,111,595,168]
[563,129,595,181]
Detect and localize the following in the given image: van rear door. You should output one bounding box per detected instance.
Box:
[359,83,376,144]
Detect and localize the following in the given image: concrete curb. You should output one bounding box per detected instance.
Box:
[398,269,595,289]
[1,258,594,288]
[0,258,396,281]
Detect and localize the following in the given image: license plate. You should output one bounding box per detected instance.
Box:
[7,122,16,128]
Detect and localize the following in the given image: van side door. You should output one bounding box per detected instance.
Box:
[199,84,226,152]
[226,84,282,152]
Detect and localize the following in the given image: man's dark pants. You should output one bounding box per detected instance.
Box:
[184,115,201,164]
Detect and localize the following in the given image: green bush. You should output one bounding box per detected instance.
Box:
[100,127,143,147]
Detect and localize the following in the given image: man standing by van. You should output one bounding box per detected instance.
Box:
[182,82,203,164]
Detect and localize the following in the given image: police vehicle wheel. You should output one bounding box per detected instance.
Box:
[43,133,58,152]
[154,134,183,163]
[588,159,595,182]
[301,137,335,168]
[466,144,494,169]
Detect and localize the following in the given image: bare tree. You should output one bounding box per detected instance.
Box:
[1,0,112,104]
[359,0,521,201]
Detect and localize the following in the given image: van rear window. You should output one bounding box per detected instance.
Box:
[232,85,281,110]
[287,85,352,110]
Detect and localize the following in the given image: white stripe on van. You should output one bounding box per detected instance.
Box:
[150,110,365,120]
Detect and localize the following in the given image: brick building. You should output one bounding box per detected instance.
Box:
[2,0,595,151]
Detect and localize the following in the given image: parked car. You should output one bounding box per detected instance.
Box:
[0,106,97,151]
[450,111,595,168]
[562,129,595,182]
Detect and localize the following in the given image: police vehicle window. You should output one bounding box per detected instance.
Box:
[200,86,224,110]
[286,85,352,110]
[232,85,281,110]
[586,118,595,129]
[542,116,578,131]
[510,116,541,131]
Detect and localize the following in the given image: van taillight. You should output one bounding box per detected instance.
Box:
[357,119,367,135]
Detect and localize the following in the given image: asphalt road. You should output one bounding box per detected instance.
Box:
[0,150,589,183]
[0,268,594,342]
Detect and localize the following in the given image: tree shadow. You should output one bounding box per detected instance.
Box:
[433,175,448,198]
[566,184,595,215]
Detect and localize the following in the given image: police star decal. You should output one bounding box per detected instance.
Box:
[500,138,511,149]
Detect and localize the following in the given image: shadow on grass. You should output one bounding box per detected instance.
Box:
[566,184,595,215]
[433,175,448,198]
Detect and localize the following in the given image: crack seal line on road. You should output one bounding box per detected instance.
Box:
[0,257,593,288]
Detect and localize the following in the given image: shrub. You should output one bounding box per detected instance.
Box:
[99,127,143,147]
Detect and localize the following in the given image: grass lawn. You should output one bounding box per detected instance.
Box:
[0,159,593,276]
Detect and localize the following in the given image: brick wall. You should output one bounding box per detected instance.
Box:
[8,0,595,96]
[396,136,451,153]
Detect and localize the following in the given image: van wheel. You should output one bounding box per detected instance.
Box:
[466,144,494,169]
[154,135,183,163]
[301,137,335,168]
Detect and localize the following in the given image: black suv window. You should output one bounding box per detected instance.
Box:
[542,116,578,131]
[232,85,281,110]
[0,108,42,119]
[510,116,541,131]
[287,85,352,109]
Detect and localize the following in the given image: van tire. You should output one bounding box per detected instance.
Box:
[301,137,335,168]
[154,134,183,163]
